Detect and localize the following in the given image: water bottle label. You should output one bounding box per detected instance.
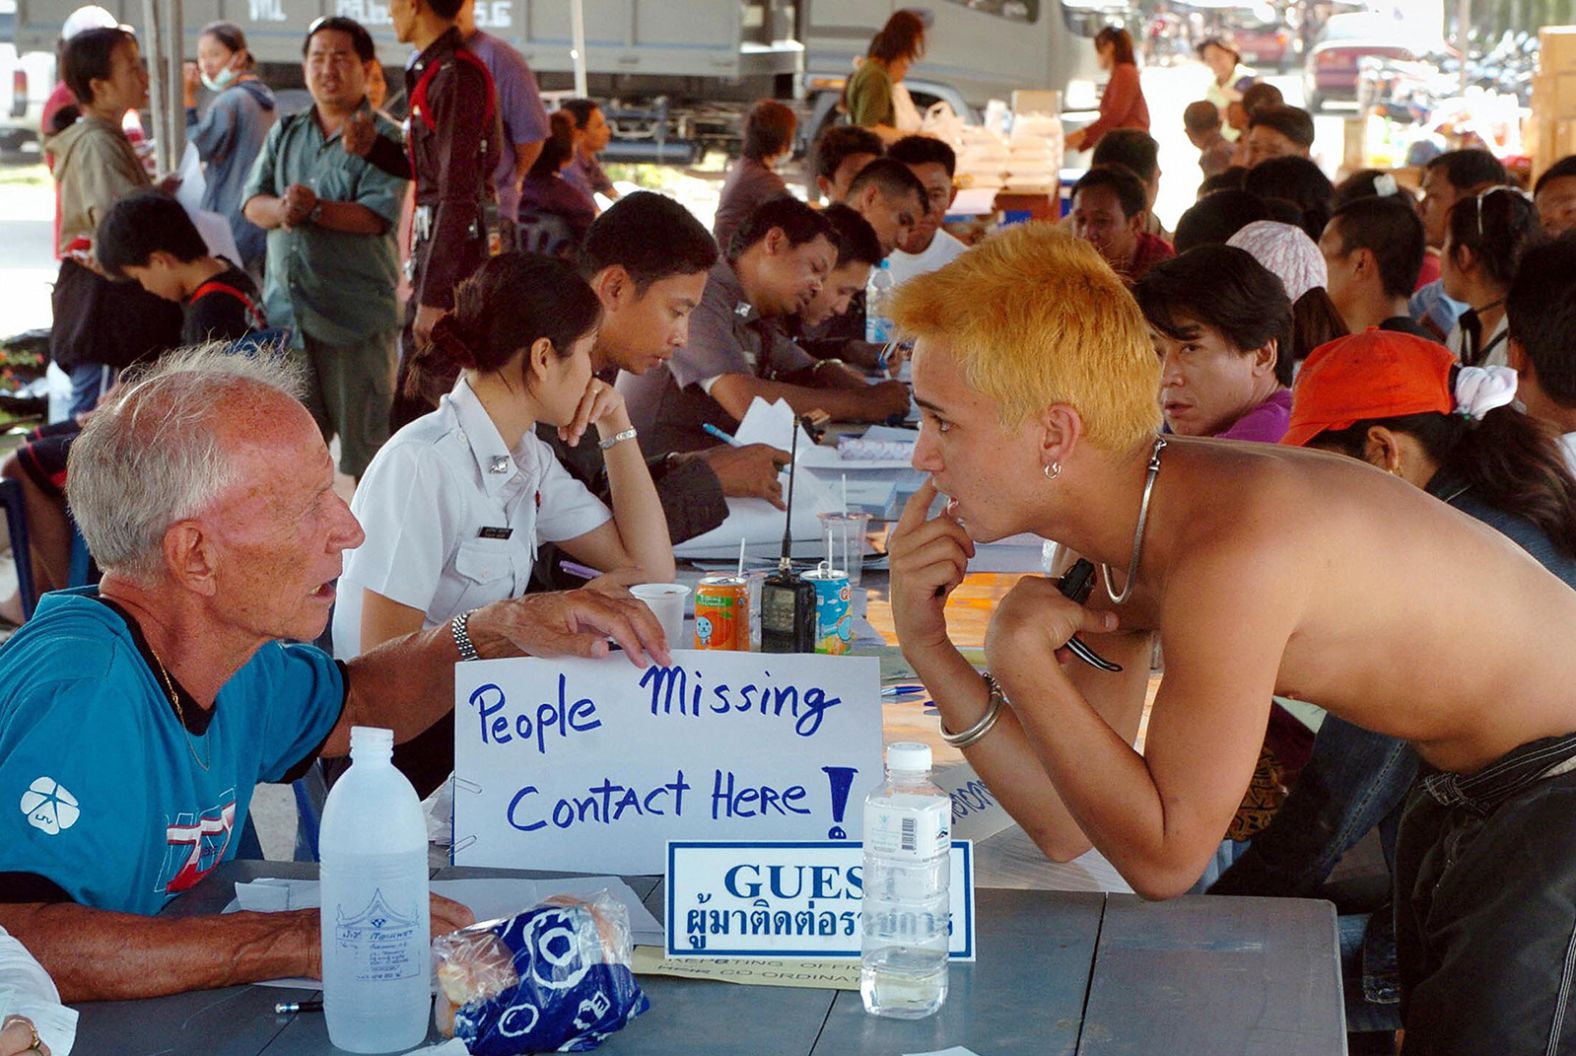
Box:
[864,797,949,860]
[331,886,423,982]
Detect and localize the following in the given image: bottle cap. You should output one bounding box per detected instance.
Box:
[886,741,931,772]
[349,726,394,756]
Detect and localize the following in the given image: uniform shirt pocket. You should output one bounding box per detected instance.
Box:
[443,537,519,616]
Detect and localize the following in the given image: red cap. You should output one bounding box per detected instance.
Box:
[1281,328,1456,448]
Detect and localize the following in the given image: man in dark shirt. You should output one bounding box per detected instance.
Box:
[559,98,617,203]
[353,0,502,427]
[1319,195,1436,339]
[95,191,266,344]
[618,196,910,457]
[797,158,926,369]
[536,193,791,555]
[810,125,883,205]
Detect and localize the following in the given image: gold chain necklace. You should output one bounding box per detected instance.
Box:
[147,644,211,772]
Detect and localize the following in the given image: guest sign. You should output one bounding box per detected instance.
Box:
[664,840,975,961]
[452,650,884,874]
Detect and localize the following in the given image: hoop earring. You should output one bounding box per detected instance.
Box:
[1043,461,1061,481]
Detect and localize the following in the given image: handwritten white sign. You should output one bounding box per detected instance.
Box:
[935,764,1016,842]
[664,840,975,960]
[452,651,884,874]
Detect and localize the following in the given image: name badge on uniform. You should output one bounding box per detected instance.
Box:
[478,527,513,540]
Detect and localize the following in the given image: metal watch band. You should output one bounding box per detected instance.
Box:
[939,671,1008,749]
[599,427,638,451]
[451,610,480,662]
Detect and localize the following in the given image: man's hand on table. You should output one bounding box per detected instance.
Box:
[857,380,912,422]
[888,478,975,659]
[300,893,476,980]
[0,1015,48,1056]
[466,590,672,668]
[693,443,790,509]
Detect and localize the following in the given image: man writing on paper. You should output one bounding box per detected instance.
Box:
[537,192,792,545]
[0,349,669,1002]
[619,196,909,458]
[885,223,1576,1053]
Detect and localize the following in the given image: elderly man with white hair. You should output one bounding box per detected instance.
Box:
[0,347,669,1002]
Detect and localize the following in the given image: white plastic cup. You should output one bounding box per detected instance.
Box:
[631,583,690,647]
[820,511,872,615]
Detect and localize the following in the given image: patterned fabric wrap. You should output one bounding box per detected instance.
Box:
[1226,220,1329,302]
[439,895,649,1054]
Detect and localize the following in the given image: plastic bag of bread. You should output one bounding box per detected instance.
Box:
[432,891,649,1054]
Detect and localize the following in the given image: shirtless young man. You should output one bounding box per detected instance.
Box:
[887,222,1576,1053]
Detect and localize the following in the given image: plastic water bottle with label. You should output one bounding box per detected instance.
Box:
[860,741,950,1019]
[865,258,896,345]
[319,726,432,1052]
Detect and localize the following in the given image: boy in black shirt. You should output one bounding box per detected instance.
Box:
[95,191,267,344]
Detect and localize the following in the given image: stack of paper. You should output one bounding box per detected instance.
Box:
[673,398,842,558]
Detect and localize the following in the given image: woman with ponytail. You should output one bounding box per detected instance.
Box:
[334,252,676,795]
[1211,329,1576,1038]
[1441,186,1542,368]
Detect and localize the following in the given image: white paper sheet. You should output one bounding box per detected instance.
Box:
[673,398,842,556]
[225,876,665,988]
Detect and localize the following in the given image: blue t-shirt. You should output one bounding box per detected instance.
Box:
[0,590,345,915]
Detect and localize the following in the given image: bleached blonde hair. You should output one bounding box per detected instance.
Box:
[890,223,1162,452]
[65,343,304,582]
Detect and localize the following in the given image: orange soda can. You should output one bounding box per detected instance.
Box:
[694,574,750,650]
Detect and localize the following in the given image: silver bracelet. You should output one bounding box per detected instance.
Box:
[939,672,1007,749]
[451,610,480,662]
[599,427,638,451]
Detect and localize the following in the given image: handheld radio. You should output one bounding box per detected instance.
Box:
[760,419,817,653]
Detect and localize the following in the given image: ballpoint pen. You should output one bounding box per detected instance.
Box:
[702,423,744,447]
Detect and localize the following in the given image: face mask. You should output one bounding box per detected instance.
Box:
[201,66,237,92]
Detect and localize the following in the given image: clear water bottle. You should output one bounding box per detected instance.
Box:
[319,726,432,1052]
[865,258,896,345]
[860,741,950,1019]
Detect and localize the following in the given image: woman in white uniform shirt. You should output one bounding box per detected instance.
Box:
[1441,187,1541,369]
[335,252,675,793]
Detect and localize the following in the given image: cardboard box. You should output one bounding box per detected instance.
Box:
[1533,72,1576,117]
[1541,26,1576,75]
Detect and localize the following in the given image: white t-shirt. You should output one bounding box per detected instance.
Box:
[1561,432,1576,477]
[887,228,969,289]
[1446,312,1510,369]
[333,377,612,658]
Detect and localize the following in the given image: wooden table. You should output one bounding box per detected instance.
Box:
[72,861,1345,1055]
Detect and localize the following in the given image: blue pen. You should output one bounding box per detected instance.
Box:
[560,560,602,580]
[702,423,744,448]
[881,684,927,697]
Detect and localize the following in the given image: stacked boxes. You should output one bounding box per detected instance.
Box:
[1533,26,1576,179]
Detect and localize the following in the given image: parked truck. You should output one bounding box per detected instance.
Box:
[11,0,1123,161]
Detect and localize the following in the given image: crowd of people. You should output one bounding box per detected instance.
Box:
[0,4,1575,1054]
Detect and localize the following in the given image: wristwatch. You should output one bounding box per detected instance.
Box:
[451,610,480,662]
[308,203,325,226]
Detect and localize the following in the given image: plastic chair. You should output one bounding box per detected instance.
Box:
[0,478,40,621]
[516,211,578,260]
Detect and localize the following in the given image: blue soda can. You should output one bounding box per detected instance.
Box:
[803,563,851,655]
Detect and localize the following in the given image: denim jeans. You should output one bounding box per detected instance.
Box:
[1210,715,1418,899]
[1395,734,1576,1055]
[67,362,115,420]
